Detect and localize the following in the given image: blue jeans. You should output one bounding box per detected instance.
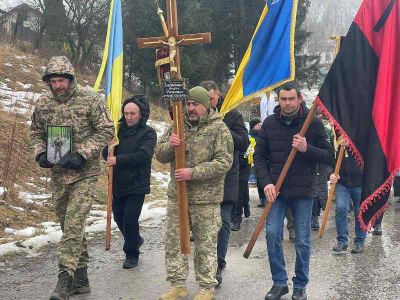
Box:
[335,184,366,245]
[266,196,313,289]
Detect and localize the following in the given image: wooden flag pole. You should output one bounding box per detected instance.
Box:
[243,101,319,259]
[319,145,345,239]
[105,147,115,250]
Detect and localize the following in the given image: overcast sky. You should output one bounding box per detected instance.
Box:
[0,0,23,10]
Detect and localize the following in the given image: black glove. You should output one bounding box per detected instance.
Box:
[63,153,86,170]
[37,152,53,168]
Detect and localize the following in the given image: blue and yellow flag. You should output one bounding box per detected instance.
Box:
[220,0,298,117]
[94,0,123,139]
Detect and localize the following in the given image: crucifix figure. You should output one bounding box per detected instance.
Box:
[137,0,211,255]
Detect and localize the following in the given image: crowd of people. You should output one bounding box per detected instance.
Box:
[30,56,398,300]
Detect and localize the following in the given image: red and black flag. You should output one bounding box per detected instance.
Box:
[316,0,400,230]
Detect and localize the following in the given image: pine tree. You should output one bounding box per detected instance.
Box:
[294,0,320,89]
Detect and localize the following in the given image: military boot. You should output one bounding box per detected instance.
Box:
[49,271,73,300]
[159,286,189,300]
[194,288,214,300]
[71,267,91,295]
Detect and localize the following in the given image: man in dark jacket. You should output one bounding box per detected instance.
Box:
[201,81,248,286]
[103,95,157,269]
[254,83,334,300]
[329,144,366,254]
[231,149,251,231]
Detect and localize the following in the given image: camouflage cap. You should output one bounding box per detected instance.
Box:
[42,56,76,82]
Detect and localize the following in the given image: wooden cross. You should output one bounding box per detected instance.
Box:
[137,0,211,255]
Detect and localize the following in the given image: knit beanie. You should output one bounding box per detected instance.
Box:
[188,86,210,109]
[249,118,261,130]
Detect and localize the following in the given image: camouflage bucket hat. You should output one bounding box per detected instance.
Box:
[42,56,76,82]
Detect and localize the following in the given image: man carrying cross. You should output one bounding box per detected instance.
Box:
[155,86,233,300]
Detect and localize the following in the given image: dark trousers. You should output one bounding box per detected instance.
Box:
[217,202,234,269]
[112,194,145,259]
[234,181,250,217]
[312,197,322,217]
[257,179,266,203]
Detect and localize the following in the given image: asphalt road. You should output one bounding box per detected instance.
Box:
[1,198,400,300]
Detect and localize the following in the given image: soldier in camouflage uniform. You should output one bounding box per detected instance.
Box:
[52,134,63,161]
[156,86,233,300]
[30,56,114,300]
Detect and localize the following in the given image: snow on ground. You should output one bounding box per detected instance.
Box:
[0,81,41,114]
[147,120,168,137]
[0,199,167,256]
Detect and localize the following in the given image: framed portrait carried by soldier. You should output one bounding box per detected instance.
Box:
[46,125,72,165]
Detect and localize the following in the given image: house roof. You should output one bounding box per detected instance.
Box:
[8,3,41,16]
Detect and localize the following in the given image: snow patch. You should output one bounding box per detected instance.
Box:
[5,227,37,236]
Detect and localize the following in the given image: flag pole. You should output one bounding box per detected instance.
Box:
[243,100,318,259]
[319,145,345,239]
[105,147,115,250]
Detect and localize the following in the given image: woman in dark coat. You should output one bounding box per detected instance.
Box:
[102,95,157,269]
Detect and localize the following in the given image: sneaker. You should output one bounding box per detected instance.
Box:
[194,288,214,300]
[351,244,364,253]
[311,216,319,231]
[123,257,138,269]
[159,286,189,300]
[373,224,383,235]
[49,271,73,300]
[394,200,400,211]
[332,243,348,254]
[216,268,222,286]
[292,288,307,300]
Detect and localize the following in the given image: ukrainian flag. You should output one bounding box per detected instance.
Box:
[94,0,123,139]
[220,0,298,117]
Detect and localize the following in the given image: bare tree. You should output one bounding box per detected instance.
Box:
[64,0,109,69]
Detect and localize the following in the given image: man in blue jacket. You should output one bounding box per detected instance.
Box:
[254,83,334,300]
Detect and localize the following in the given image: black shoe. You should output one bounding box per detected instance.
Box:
[351,244,364,253]
[372,224,382,235]
[265,285,289,300]
[311,216,319,231]
[71,267,90,295]
[139,236,144,248]
[244,204,251,218]
[216,268,222,286]
[123,257,138,269]
[231,217,242,231]
[332,243,347,254]
[292,288,307,300]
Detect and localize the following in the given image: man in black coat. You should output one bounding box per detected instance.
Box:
[102,95,157,269]
[329,146,366,253]
[201,81,248,286]
[254,83,334,300]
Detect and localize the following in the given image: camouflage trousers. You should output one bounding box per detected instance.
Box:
[165,199,222,288]
[52,175,98,278]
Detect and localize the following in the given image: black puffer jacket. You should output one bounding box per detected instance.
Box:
[334,150,363,188]
[217,97,249,203]
[239,151,251,182]
[102,96,157,197]
[254,102,334,199]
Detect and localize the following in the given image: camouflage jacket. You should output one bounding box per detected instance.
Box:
[156,107,233,204]
[30,56,114,184]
